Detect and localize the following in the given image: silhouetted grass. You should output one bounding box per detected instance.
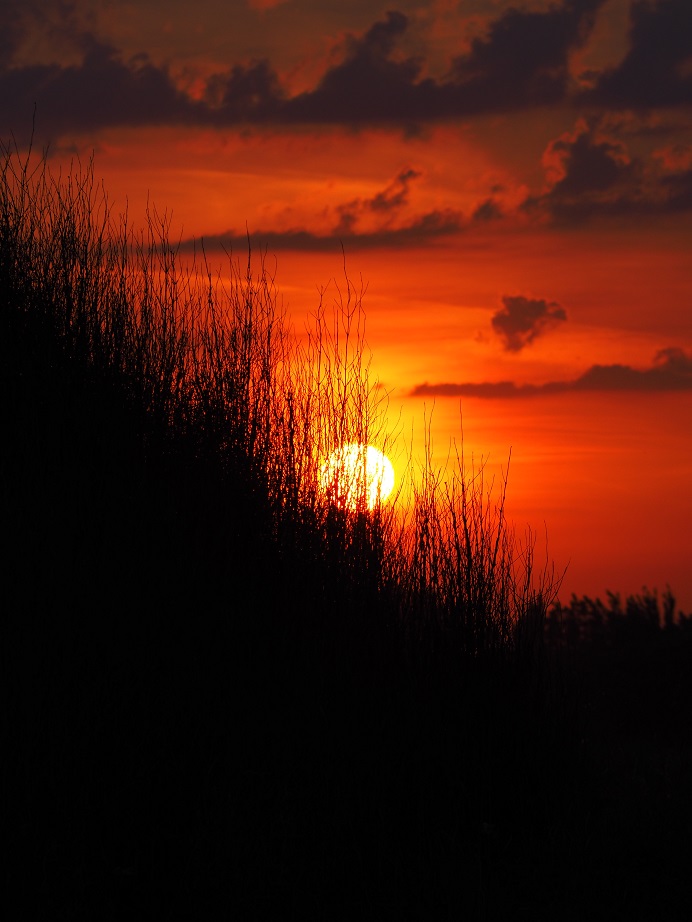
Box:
[1,138,557,661]
[3,138,691,920]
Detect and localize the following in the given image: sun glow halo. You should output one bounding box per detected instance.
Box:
[319,443,395,511]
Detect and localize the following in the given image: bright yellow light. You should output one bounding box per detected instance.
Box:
[319,443,395,511]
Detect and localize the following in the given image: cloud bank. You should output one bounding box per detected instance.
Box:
[6,1,691,141]
[182,207,464,253]
[3,1,690,245]
[411,348,692,398]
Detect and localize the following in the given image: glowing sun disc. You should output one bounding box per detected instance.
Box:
[319,443,395,511]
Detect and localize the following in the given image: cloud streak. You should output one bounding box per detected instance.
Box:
[182,206,464,253]
[334,167,422,235]
[411,348,692,398]
[176,166,463,251]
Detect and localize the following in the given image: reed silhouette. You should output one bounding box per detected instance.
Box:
[3,138,691,920]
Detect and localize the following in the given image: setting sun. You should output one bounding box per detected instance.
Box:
[319,443,395,511]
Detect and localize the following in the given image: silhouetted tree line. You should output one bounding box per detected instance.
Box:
[547,587,692,649]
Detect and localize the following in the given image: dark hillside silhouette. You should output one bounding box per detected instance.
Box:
[3,140,691,920]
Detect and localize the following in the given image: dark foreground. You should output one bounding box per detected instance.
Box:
[3,305,692,922]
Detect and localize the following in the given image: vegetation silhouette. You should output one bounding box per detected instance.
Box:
[3,138,691,920]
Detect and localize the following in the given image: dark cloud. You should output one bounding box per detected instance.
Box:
[574,347,692,389]
[370,167,420,211]
[491,295,567,351]
[446,0,605,112]
[1,3,612,138]
[0,34,199,142]
[205,60,285,119]
[289,2,605,123]
[524,121,692,223]
[286,11,433,123]
[0,10,422,135]
[547,129,632,195]
[410,348,692,399]
[584,0,692,109]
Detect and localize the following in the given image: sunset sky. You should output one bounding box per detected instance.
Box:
[3,0,691,608]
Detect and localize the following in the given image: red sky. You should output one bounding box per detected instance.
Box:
[3,0,691,609]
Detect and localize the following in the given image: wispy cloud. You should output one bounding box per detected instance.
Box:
[334,167,422,235]
[178,166,463,251]
[411,348,692,399]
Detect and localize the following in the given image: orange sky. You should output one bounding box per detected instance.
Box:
[264,240,692,610]
[3,0,691,609]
